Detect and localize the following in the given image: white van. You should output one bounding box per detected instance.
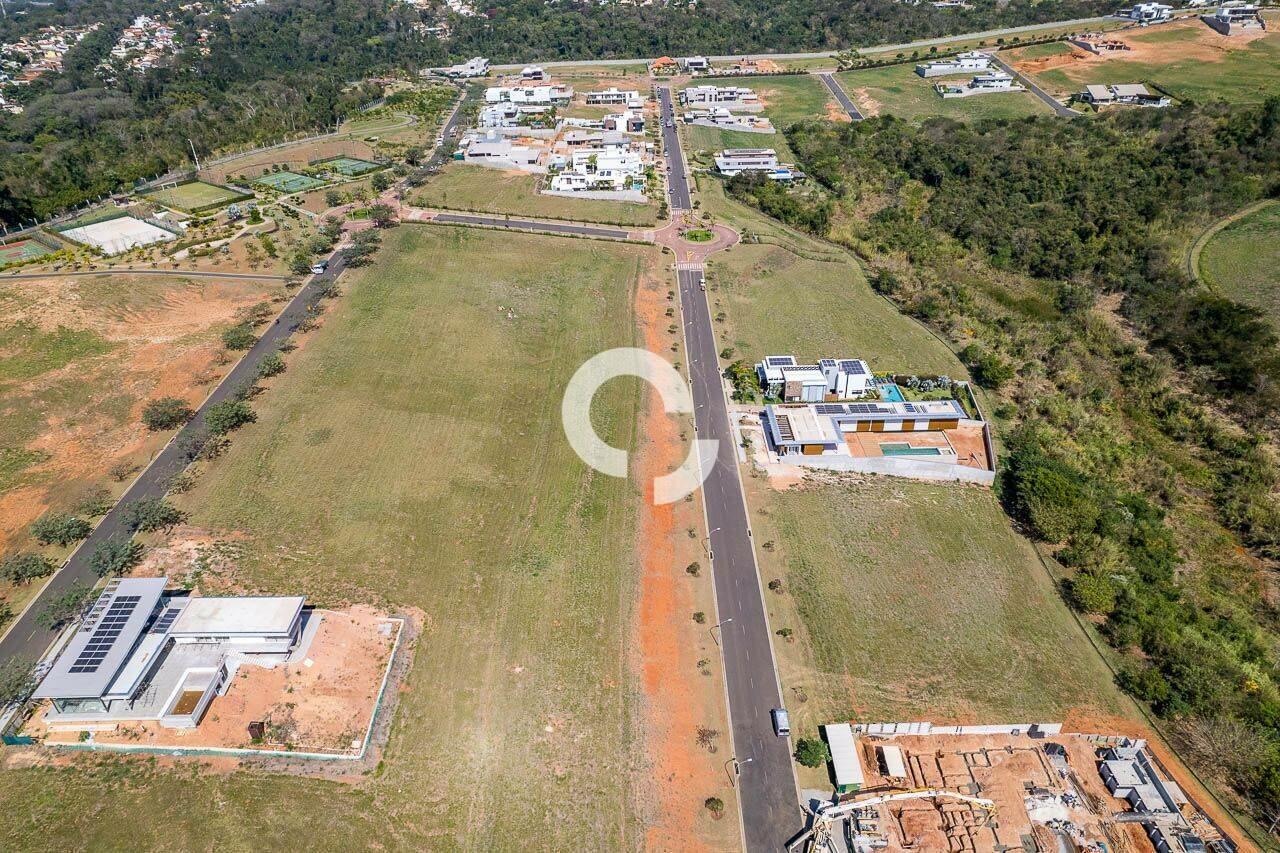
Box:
[771,708,790,737]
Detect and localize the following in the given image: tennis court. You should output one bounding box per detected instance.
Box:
[0,238,55,268]
[145,181,250,212]
[59,215,178,255]
[254,171,327,193]
[318,156,384,177]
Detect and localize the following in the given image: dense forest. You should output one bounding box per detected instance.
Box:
[0,0,1119,225]
[728,101,1280,831]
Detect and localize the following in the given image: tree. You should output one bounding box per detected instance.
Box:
[0,553,55,583]
[30,513,92,546]
[371,171,392,192]
[324,189,343,207]
[221,323,258,351]
[37,581,95,629]
[124,498,186,533]
[368,203,396,228]
[794,737,831,768]
[0,658,36,708]
[289,251,314,276]
[256,352,286,378]
[141,396,195,431]
[704,797,725,819]
[89,538,143,577]
[204,399,256,435]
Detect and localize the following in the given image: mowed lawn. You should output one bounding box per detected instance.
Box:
[416,163,657,227]
[752,480,1133,733]
[836,64,1051,122]
[1200,201,1280,324]
[1024,24,1280,104]
[0,227,651,850]
[144,180,246,212]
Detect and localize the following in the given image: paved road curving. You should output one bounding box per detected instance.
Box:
[817,72,864,121]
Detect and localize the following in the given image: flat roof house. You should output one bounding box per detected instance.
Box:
[33,577,307,730]
[935,71,1024,98]
[485,84,573,105]
[442,56,489,77]
[585,87,642,107]
[915,51,991,77]
[714,148,795,180]
[765,399,968,456]
[680,85,761,110]
[1082,83,1171,107]
[680,55,710,71]
[757,355,872,400]
[1203,4,1264,34]
[520,64,545,80]
[1121,2,1173,23]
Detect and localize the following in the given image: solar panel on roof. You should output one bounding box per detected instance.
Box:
[69,596,142,673]
[815,404,845,415]
[766,356,795,367]
[839,360,867,375]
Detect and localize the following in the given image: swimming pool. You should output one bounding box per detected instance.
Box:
[879,383,905,403]
[881,443,943,457]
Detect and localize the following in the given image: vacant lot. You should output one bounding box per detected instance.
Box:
[1199,201,1280,324]
[836,63,1051,121]
[0,274,278,618]
[750,479,1133,735]
[416,163,658,226]
[0,226,653,850]
[678,74,839,161]
[1011,19,1280,104]
[144,181,249,213]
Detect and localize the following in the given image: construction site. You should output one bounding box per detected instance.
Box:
[793,723,1236,853]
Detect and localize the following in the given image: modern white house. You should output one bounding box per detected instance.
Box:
[520,64,545,80]
[32,577,309,731]
[1202,4,1265,34]
[1082,83,1171,107]
[602,110,646,133]
[764,399,970,456]
[757,355,873,400]
[441,56,489,77]
[713,148,796,180]
[1120,2,1174,23]
[679,85,761,110]
[681,55,711,71]
[585,87,642,107]
[915,51,991,77]
[548,146,644,192]
[683,107,775,133]
[935,71,1024,98]
[462,137,541,167]
[484,84,573,105]
[477,102,553,127]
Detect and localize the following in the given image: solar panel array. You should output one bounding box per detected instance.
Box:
[839,360,867,375]
[149,606,182,634]
[766,356,796,367]
[68,595,141,674]
[815,404,846,415]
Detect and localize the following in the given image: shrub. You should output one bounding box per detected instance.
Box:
[30,513,92,546]
[692,611,706,624]
[89,538,143,577]
[685,562,700,577]
[704,797,725,818]
[141,396,195,431]
[221,323,257,351]
[75,488,115,517]
[125,497,185,533]
[794,737,831,767]
[0,658,36,707]
[205,399,256,435]
[0,553,56,583]
[37,581,95,629]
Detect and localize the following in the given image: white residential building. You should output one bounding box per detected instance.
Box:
[549,146,644,192]
[681,55,710,71]
[1121,2,1174,23]
[915,51,991,77]
[1082,83,1171,107]
[680,85,761,110]
[520,65,545,80]
[757,355,873,401]
[485,84,574,105]
[714,148,795,180]
[476,102,552,127]
[442,56,489,77]
[585,87,642,107]
[1203,4,1265,33]
[935,71,1024,98]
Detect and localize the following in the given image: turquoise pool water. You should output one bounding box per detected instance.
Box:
[881,443,943,457]
[879,383,905,403]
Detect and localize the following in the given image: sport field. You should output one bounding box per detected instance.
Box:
[751,480,1134,731]
[253,171,327,193]
[1199,201,1280,325]
[416,163,657,227]
[144,180,249,213]
[1012,20,1280,104]
[315,156,384,177]
[0,227,651,849]
[836,64,1051,122]
[0,238,54,268]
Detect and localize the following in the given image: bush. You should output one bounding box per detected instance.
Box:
[36,581,94,629]
[704,797,725,818]
[0,658,36,707]
[124,497,185,533]
[256,352,286,378]
[141,396,195,431]
[75,488,115,517]
[794,737,831,767]
[221,323,257,351]
[0,553,56,583]
[30,513,92,546]
[89,538,143,577]
[205,399,256,435]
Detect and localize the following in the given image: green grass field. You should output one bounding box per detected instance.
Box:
[254,171,327,193]
[836,64,1052,122]
[144,181,249,212]
[1199,201,1280,324]
[0,226,652,850]
[416,163,657,227]
[1019,23,1280,104]
[751,479,1134,733]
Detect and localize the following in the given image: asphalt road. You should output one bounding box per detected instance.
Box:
[659,84,802,852]
[987,53,1081,117]
[0,252,348,670]
[817,73,864,121]
[431,212,631,239]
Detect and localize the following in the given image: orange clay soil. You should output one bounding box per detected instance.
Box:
[0,276,278,555]
[633,253,740,851]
